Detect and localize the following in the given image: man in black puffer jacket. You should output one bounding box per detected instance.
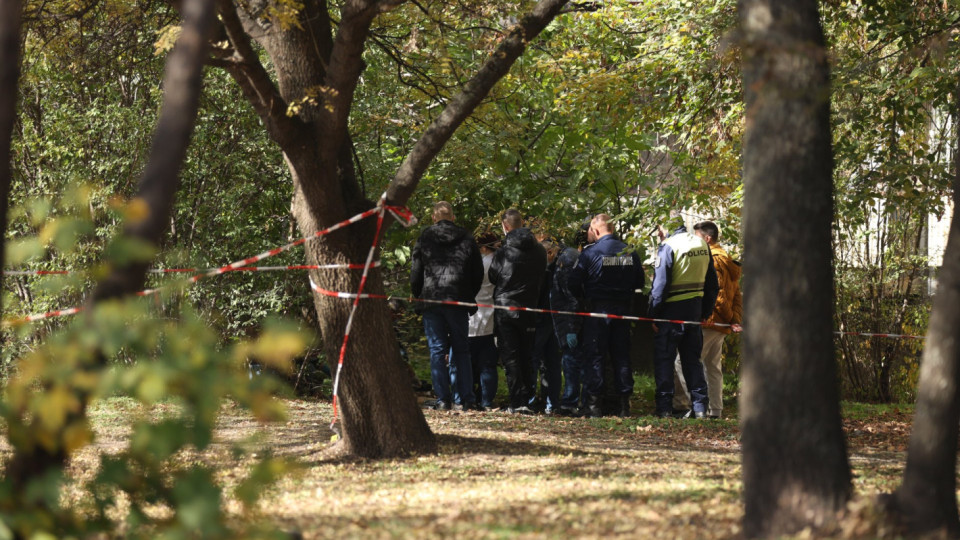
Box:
[411,202,484,411]
[489,209,547,414]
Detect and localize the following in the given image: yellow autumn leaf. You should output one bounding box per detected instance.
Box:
[124,197,151,224]
[137,372,167,404]
[38,220,60,246]
[154,24,182,56]
[36,385,81,432]
[63,420,93,453]
[250,331,307,373]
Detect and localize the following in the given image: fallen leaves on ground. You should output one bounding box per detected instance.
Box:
[0,399,920,539]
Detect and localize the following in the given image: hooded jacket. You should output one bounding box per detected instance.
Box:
[488,227,547,312]
[410,220,483,313]
[703,243,742,334]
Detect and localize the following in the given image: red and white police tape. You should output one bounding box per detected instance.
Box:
[4,263,380,276]
[2,199,415,327]
[308,278,927,340]
[327,201,391,431]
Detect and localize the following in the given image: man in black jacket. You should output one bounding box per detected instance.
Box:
[411,202,484,411]
[489,209,547,414]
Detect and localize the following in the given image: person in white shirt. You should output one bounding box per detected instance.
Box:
[468,232,500,411]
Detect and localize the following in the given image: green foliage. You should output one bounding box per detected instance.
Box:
[824,0,956,402]
[1,193,308,538]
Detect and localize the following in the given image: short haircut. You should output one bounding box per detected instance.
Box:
[433,201,454,221]
[501,208,523,229]
[591,213,614,233]
[693,220,720,241]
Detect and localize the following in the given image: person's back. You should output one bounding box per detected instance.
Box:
[649,226,718,321]
[649,218,719,419]
[565,214,644,417]
[488,209,546,413]
[570,234,644,302]
[411,220,483,305]
[489,227,547,308]
[410,202,483,411]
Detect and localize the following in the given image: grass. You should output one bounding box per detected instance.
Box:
[24,393,923,539]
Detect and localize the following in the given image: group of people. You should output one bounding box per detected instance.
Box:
[409,202,742,418]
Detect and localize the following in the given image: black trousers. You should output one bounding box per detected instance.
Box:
[494,310,537,408]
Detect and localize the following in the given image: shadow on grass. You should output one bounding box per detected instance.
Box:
[436,433,592,458]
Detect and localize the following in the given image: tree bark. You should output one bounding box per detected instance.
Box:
[3,0,216,493]
[0,0,21,319]
[738,1,852,537]
[888,78,960,537]
[216,0,569,458]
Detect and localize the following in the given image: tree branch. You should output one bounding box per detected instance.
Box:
[385,0,571,206]
[214,0,307,148]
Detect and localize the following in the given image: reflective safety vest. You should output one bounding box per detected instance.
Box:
[664,232,711,303]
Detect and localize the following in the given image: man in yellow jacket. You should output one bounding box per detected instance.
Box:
[674,220,742,418]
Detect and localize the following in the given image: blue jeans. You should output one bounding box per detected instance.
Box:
[581,300,634,397]
[531,315,561,411]
[469,334,498,408]
[560,343,584,409]
[423,307,475,406]
[653,321,708,414]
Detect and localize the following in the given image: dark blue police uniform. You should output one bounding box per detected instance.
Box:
[568,234,645,413]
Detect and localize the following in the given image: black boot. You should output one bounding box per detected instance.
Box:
[581,394,602,418]
[618,395,631,418]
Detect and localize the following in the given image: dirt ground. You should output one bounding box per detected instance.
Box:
[67,398,915,539]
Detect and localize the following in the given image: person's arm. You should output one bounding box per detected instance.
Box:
[410,237,424,298]
[488,248,503,286]
[567,251,588,298]
[648,243,673,317]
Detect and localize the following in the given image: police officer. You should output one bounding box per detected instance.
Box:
[568,214,645,417]
[649,216,719,418]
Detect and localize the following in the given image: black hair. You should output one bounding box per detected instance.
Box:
[693,220,720,241]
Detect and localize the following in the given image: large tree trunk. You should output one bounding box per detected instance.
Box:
[0,0,21,314]
[888,80,960,537]
[738,0,852,537]
[215,0,569,458]
[3,0,215,493]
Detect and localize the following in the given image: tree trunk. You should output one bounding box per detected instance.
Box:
[0,0,21,317]
[738,0,852,537]
[3,0,215,493]
[215,0,570,458]
[888,78,960,538]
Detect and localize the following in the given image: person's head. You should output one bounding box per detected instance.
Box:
[588,214,615,243]
[573,214,594,249]
[501,209,523,233]
[693,220,720,245]
[432,201,455,223]
[476,231,500,254]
